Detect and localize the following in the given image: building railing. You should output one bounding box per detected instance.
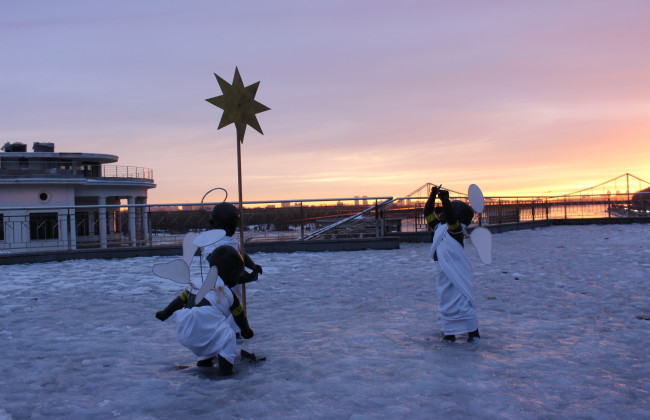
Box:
[1,193,648,254]
[0,160,153,181]
[401,192,650,230]
[101,165,154,180]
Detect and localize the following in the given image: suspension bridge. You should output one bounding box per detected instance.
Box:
[405,173,650,199]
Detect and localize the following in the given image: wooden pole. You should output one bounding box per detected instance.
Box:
[236,136,246,312]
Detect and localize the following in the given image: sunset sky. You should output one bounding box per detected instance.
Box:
[2,1,649,204]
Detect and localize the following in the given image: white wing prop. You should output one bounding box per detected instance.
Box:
[152,258,190,284]
[153,226,225,292]
[182,232,199,267]
[469,227,492,264]
[467,184,492,264]
[194,266,218,304]
[193,229,226,248]
[153,231,200,283]
[468,184,485,213]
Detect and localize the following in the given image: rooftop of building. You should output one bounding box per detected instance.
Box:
[1,141,118,164]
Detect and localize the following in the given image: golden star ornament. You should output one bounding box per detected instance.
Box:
[205,67,270,143]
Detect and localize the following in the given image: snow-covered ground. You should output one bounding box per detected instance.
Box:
[1,224,648,419]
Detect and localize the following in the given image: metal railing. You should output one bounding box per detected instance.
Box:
[1,192,648,254]
[101,165,154,180]
[390,192,650,232]
[148,197,395,244]
[0,160,153,181]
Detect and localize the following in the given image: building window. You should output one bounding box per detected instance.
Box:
[0,214,4,241]
[29,213,59,240]
[75,211,100,237]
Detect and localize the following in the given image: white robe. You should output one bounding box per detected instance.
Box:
[173,278,237,363]
[202,235,243,334]
[430,224,478,335]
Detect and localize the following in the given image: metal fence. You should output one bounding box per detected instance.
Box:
[398,192,650,230]
[0,160,154,181]
[101,165,154,180]
[1,193,648,254]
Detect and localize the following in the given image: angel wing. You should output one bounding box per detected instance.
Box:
[468,184,491,264]
[193,229,227,247]
[182,232,199,266]
[194,266,218,304]
[468,184,485,213]
[152,258,190,284]
[469,227,492,264]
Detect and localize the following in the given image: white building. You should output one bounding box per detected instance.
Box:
[0,142,156,252]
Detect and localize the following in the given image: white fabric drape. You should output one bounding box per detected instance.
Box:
[430,224,478,335]
[173,278,238,363]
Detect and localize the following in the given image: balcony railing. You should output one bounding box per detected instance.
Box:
[0,193,648,255]
[101,165,154,180]
[0,160,153,181]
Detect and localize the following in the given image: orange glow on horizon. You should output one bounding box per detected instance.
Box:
[144,171,650,205]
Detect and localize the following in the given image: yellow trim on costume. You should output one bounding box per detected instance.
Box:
[180,290,189,303]
[231,304,244,317]
[425,212,437,223]
[447,220,460,231]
